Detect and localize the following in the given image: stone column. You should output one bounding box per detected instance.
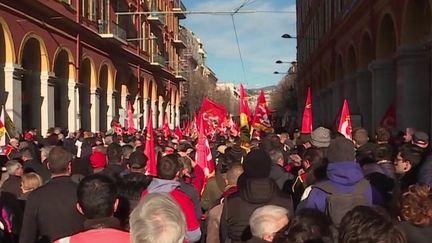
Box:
[396,45,430,132]
[143,98,150,128]
[331,80,344,119]
[134,96,141,130]
[152,99,158,129]
[106,90,115,129]
[344,74,358,114]
[40,72,55,135]
[68,82,78,131]
[175,103,180,129]
[158,96,164,128]
[90,88,100,132]
[356,69,372,132]
[4,64,23,133]
[120,94,127,127]
[370,59,396,130]
[170,102,175,129]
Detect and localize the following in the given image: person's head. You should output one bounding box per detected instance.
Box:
[374,144,393,162]
[40,145,55,162]
[404,127,416,143]
[280,133,290,144]
[249,205,289,242]
[122,144,134,160]
[178,156,193,178]
[412,131,429,149]
[339,206,406,243]
[128,151,148,173]
[5,160,23,176]
[47,146,73,176]
[76,174,118,219]
[225,163,243,186]
[269,149,285,166]
[375,127,391,143]
[310,127,331,148]
[273,208,334,243]
[326,137,355,163]
[21,172,43,193]
[130,193,186,243]
[394,144,422,174]
[9,138,19,149]
[352,128,369,148]
[107,143,123,165]
[134,138,143,148]
[242,149,272,179]
[157,154,182,180]
[90,151,107,173]
[400,185,432,227]
[20,147,34,161]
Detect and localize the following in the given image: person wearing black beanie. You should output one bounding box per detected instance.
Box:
[220,149,293,243]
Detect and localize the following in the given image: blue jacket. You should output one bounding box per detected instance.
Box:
[298,161,373,213]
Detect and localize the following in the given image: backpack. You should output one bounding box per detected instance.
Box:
[313,179,370,226]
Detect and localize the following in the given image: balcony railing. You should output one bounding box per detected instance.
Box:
[148,7,166,26]
[151,54,166,66]
[98,20,127,44]
[173,0,186,19]
[173,32,187,49]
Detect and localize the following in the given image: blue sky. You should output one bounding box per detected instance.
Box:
[182,0,297,89]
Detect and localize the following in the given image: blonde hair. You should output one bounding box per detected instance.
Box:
[21,172,43,191]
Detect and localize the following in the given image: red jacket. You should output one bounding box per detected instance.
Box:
[141,178,201,242]
[54,228,129,243]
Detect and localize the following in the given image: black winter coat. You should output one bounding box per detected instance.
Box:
[220,176,293,243]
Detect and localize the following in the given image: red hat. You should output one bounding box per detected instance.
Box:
[90,151,107,169]
[24,132,33,141]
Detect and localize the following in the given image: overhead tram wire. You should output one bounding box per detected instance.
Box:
[230,0,250,85]
[115,10,296,16]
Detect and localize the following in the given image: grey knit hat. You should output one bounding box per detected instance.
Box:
[310,127,331,148]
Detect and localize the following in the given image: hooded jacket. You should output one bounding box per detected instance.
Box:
[269,164,294,190]
[298,161,373,213]
[141,178,201,242]
[220,176,293,243]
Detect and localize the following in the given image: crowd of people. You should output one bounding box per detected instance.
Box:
[0,125,432,243]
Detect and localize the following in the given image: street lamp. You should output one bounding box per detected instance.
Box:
[273,71,289,74]
[281,34,296,39]
[275,60,297,65]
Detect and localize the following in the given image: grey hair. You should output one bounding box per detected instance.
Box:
[249,205,289,238]
[41,146,55,159]
[5,160,21,175]
[130,193,186,243]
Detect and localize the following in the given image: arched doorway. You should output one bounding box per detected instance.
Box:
[0,25,6,105]
[79,58,92,130]
[335,54,344,80]
[21,38,42,131]
[359,33,374,68]
[377,15,397,59]
[346,45,357,75]
[53,50,70,129]
[401,0,431,44]
[99,64,109,131]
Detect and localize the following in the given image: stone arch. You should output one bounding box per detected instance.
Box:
[0,17,16,106]
[376,14,398,59]
[53,48,73,128]
[401,0,432,44]
[19,33,49,73]
[335,53,344,81]
[359,31,375,68]
[99,63,112,131]
[79,57,95,130]
[346,44,357,75]
[20,36,44,131]
[0,17,16,65]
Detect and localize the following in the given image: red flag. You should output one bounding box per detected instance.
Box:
[239,84,251,128]
[196,116,215,179]
[162,112,171,138]
[113,121,123,135]
[145,109,157,176]
[175,126,183,140]
[380,104,396,128]
[252,90,272,131]
[198,97,226,133]
[301,86,313,134]
[127,101,137,134]
[338,99,353,140]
